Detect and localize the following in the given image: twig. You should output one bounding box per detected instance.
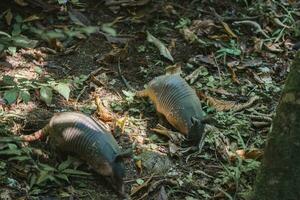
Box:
[117,59,136,91]
[233,20,270,38]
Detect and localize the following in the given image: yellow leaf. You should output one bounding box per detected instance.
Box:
[5,9,13,26]
[222,22,238,38]
[23,15,41,22]
[14,0,28,6]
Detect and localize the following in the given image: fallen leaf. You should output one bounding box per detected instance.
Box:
[95,96,114,122]
[147,31,174,62]
[168,141,179,155]
[23,15,41,22]
[165,63,182,75]
[185,66,205,84]
[265,42,284,52]
[197,92,259,112]
[5,9,13,26]
[136,160,142,173]
[188,54,215,65]
[190,19,218,36]
[14,0,28,6]
[222,22,238,38]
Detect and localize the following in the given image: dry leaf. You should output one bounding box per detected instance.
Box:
[227,62,240,84]
[147,31,174,62]
[188,54,215,65]
[222,22,238,38]
[190,19,218,36]
[23,15,41,22]
[185,66,205,84]
[198,92,259,112]
[95,96,114,122]
[265,42,284,52]
[14,0,28,6]
[168,141,179,155]
[151,124,185,144]
[165,63,182,75]
[5,9,13,26]
[136,160,142,172]
[180,28,200,44]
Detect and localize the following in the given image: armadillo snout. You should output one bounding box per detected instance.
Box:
[188,117,206,145]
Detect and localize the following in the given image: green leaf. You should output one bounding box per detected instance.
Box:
[12,35,38,48]
[136,178,144,185]
[40,86,53,105]
[147,31,174,62]
[62,168,91,176]
[36,171,52,185]
[38,163,57,172]
[0,31,11,38]
[20,90,30,104]
[4,88,19,104]
[7,46,17,55]
[53,83,70,100]
[55,173,70,183]
[2,75,15,85]
[58,156,73,171]
[0,149,22,156]
[34,66,43,75]
[8,156,31,161]
[29,174,37,188]
[101,24,116,37]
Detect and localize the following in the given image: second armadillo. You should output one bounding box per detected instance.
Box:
[21,112,125,195]
[137,74,206,145]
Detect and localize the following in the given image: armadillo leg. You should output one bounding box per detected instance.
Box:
[20,124,50,142]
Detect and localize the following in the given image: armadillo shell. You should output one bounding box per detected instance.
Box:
[47,112,124,178]
[146,74,204,137]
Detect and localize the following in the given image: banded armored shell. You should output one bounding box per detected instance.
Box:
[22,112,125,195]
[137,74,205,145]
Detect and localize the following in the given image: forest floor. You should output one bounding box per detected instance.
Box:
[0,0,299,200]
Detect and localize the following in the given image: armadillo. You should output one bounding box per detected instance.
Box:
[20,112,125,195]
[137,74,206,145]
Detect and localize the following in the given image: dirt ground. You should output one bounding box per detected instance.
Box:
[0,0,298,200]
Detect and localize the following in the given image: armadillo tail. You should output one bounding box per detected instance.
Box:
[20,125,49,142]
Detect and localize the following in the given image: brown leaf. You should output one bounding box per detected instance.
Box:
[198,92,259,112]
[157,186,168,200]
[265,42,284,52]
[180,28,200,44]
[221,22,238,38]
[14,0,28,6]
[185,66,205,84]
[151,124,185,144]
[244,149,263,159]
[227,62,240,84]
[23,15,41,22]
[188,54,215,66]
[95,96,114,122]
[190,19,218,36]
[165,63,182,75]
